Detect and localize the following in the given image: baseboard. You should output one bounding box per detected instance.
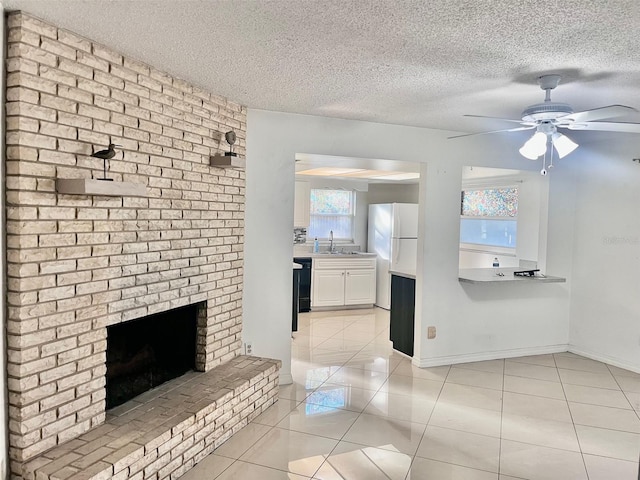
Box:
[279,373,293,385]
[392,348,413,361]
[311,304,373,311]
[568,345,640,375]
[412,344,569,368]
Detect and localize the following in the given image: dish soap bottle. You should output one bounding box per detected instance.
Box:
[314,237,319,253]
[492,257,500,268]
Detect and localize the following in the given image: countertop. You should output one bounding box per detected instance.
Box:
[390,270,416,280]
[458,268,566,284]
[293,252,377,259]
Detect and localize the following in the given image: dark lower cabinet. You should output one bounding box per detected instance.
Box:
[390,274,415,357]
[296,258,312,312]
[292,268,300,332]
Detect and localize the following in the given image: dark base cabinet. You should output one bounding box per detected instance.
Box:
[390,274,416,357]
[292,268,300,332]
[296,257,312,312]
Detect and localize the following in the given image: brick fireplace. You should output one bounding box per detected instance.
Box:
[5,12,279,479]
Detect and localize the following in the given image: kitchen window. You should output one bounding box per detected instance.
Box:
[308,189,355,240]
[460,187,518,253]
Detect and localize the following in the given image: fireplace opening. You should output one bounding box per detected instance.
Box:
[106,303,198,409]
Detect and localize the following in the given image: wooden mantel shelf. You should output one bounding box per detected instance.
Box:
[56,178,147,197]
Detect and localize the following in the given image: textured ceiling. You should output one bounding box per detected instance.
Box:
[4,0,640,134]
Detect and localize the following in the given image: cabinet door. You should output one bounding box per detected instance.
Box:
[312,269,345,307]
[294,181,311,227]
[390,275,415,357]
[344,269,376,305]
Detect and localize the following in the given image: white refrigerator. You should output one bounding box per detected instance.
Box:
[367,203,418,310]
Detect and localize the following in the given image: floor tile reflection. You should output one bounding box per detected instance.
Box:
[185,308,640,479]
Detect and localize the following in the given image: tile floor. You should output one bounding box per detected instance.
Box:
[181,308,640,480]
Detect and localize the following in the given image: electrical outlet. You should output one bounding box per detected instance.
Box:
[427,326,436,339]
[245,342,253,355]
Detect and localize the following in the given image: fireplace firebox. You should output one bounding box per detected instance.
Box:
[106,303,199,409]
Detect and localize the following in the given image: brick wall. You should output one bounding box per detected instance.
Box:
[5,12,247,475]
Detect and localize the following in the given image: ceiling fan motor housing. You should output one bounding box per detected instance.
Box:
[521,102,574,122]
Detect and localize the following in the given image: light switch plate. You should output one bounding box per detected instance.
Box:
[427,326,436,339]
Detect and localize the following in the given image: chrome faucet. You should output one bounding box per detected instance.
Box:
[329,230,334,253]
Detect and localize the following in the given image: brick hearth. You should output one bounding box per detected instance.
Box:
[22,357,280,480]
[4,12,278,479]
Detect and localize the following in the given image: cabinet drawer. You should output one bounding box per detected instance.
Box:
[313,258,376,270]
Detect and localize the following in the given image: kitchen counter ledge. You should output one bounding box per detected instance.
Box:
[294,252,377,259]
[459,268,566,284]
[390,270,416,279]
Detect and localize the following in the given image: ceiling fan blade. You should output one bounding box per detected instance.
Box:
[463,114,528,125]
[448,125,536,139]
[558,105,638,123]
[561,121,640,133]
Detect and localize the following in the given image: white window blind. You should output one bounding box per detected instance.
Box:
[308,189,355,240]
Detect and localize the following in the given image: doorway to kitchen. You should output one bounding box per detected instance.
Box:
[291,153,424,362]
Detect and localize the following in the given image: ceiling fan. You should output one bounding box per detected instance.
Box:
[450,74,640,174]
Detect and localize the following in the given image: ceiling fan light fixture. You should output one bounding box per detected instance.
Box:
[519,131,547,160]
[552,133,578,158]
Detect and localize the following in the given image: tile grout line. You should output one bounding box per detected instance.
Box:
[498,358,506,478]
[553,353,592,480]
[605,363,640,422]
[285,312,349,478]
[403,362,452,480]
[303,311,393,479]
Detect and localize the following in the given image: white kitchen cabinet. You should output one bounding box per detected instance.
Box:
[344,269,376,305]
[294,181,310,228]
[311,269,345,307]
[312,257,376,308]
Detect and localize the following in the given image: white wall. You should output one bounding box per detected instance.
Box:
[567,138,640,372]
[244,109,574,382]
[1,4,8,478]
[413,160,571,366]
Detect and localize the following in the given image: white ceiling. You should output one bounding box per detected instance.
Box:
[5,0,640,135]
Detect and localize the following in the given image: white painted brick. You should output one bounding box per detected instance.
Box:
[76,49,109,72]
[56,28,91,51]
[78,103,110,121]
[57,370,93,392]
[92,42,123,64]
[6,131,56,149]
[58,85,93,104]
[39,121,77,140]
[6,87,39,106]
[7,13,249,476]
[6,117,39,132]
[7,44,57,68]
[7,27,40,46]
[38,286,76,302]
[95,95,125,113]
[57,419,93,445]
